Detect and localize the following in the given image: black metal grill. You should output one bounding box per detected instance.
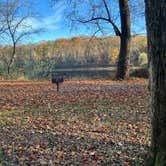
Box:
[51,74,64,92]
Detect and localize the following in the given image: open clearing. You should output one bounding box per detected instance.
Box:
[0,79,150,165]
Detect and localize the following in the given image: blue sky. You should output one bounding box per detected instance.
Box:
[0,0,146,44]
[27,0,146,43]
[29,0,82,43]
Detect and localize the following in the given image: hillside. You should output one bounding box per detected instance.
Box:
[0,36,147,80]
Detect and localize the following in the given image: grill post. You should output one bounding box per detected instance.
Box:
[51,74,64,92]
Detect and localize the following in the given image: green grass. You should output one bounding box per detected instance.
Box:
[77,108,90,113]
[0,108,40,128]
[0,108,40,118]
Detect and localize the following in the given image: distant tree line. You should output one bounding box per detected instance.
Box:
[0,36,147,80]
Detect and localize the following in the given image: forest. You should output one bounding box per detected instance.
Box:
[0,36,147,80]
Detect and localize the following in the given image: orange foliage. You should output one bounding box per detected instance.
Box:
[71,37,80,44]
[34,44,47,60]
[58,38,68,47]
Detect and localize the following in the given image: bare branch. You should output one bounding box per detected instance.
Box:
[102,0,121,36]
[69,1,121,37]
[78,17,109,23]
[102,0,111,21]
[0,0,40,74]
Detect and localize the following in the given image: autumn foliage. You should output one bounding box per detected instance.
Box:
[71,37,81,44]
[0,36,147,80]
[0,79,150,165]
[57,38,68,47]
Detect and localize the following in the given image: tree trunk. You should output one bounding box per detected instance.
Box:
[7,65,10,75]
[116,0,131,80]
[7,43,16,75]
[145,0,166,165]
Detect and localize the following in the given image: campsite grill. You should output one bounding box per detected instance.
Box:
[51,74,64,92]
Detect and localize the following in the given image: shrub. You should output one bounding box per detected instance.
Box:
[130,67,149,78]
[138,52,148,66]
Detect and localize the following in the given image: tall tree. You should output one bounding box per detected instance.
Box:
[116,0,131,79]
[145,0,166,165]
[52,0,131,79]
[0,0,39,75]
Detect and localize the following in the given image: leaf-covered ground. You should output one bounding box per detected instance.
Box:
[0,79,150,165]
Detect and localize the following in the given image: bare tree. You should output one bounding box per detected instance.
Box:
[145,0,166,165]
[0,0,40,74]
[0,2,6,35]
[52,0,131,79]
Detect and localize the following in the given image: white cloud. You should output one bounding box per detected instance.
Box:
[19,1,65,32]
[37,1,66,31]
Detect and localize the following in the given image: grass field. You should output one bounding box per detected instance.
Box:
[0,79,150,165]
